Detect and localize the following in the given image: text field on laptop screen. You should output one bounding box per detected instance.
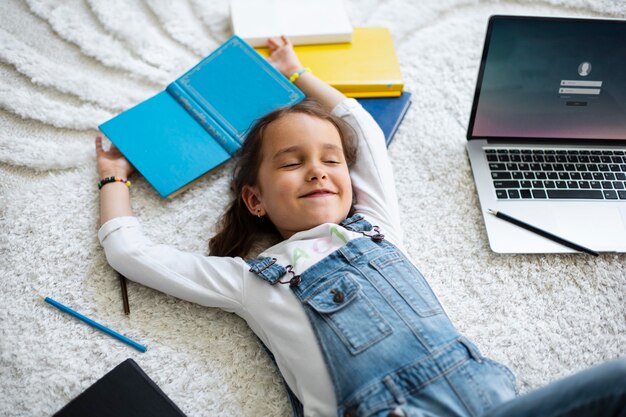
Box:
[471,17,626,140]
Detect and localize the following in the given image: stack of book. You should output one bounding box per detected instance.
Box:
[233,0,411,146]
[99,0,411,198]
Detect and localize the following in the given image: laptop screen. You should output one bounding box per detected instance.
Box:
[468,16,626,141]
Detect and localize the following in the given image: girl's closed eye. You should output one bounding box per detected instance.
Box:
[323,153,343,164]
[280,161,301,168]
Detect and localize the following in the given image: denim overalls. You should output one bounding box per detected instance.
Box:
[247,215,517,417]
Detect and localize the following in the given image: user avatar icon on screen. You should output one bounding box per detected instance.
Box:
[578,62,592,76]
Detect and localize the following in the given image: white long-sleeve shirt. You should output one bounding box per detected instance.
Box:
[98,99,403,417]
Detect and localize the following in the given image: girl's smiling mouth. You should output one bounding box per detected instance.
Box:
[300,189,336,198]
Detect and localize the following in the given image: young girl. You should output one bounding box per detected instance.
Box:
[96,36,626,417]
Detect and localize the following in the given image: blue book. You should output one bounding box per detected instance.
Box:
[357,92,412,147]
[99,36,304,198]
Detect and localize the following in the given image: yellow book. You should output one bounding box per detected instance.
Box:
[256,27,403,98]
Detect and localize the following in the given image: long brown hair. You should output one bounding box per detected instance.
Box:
[208,99,358,258]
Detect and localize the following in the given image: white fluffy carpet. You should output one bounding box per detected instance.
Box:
[1,0,625,416]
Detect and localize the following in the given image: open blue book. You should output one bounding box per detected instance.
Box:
[357,92,412,147]
[99,36,304,198]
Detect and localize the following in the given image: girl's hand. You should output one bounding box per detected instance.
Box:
[95,135,135,179]
[266,35,303,78]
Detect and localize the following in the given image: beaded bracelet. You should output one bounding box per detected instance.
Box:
[289,67,312,83]
[98,176,131,190]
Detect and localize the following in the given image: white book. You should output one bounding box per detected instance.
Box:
[229,0,353,47]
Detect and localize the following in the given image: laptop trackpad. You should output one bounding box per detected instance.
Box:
[552,206,626,249]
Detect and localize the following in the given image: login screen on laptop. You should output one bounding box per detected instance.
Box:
[469,17,626,141]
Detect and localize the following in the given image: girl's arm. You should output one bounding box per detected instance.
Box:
[95,135,135,225]
[99,216,245,312]
[266,36,345,110]
[96,136,245,311]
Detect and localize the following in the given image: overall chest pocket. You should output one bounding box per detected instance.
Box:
[370,252,443,317]
[305,274,392,355]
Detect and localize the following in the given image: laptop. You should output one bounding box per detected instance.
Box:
[466,15,626,253]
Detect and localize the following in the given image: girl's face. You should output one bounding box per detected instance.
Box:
[242,113,353,239]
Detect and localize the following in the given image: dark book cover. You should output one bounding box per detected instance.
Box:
[357,92,412,146]
[54,359,187,417]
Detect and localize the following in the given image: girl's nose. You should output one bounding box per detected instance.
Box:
[307,165,327,182]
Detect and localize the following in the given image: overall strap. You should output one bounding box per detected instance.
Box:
[246,257,286,284]
[340,214,385,242]
[339,214,373,232]
[246,256,302,287]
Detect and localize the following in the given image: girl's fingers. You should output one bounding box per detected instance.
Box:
[96,134,118,155]
[95,135,102,154]
[268,36,290,50]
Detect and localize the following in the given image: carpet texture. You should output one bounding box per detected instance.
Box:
[1,1,625,416]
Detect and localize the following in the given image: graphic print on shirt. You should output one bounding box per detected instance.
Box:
[289,226,350,271]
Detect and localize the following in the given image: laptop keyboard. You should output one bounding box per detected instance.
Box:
[486,148,626,200]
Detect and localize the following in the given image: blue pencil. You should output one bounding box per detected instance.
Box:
[41,296,147,353]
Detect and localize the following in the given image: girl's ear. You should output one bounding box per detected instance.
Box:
[241,185,265,217]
